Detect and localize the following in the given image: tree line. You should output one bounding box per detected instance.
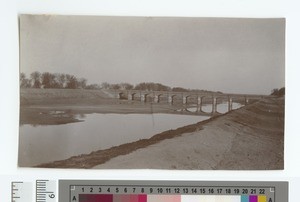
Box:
[20,72,89,89]
[21,71,283,96]
[20,71,207,92]
[271,87,285,97]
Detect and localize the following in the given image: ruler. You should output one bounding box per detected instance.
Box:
[36,180,57,202]
[11,181,33,202]
[11,180,56,202]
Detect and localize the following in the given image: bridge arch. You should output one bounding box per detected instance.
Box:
[198,96,212,113]
[214,96,232,114]
[117,92,126,99]
[214,96,244,114]
[128,92,137,101]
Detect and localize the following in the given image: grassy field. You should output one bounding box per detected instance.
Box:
[20,88,116,105]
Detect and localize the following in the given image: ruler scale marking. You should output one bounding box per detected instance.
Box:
[36,180,57,202]
[11,181,33,202]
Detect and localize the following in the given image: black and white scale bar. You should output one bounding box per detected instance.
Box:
[11,182,23,202]
[36,180,57,202]
[11,181,33,202]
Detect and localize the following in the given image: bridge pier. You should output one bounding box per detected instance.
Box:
[183,96,188,105]
[245,97,249,105]
[197,96,203,112]
[212,97,217,113]
[128,93,133,101]
[141,94,148,102]
[228,97,233,111]
[168,95,175,105]
[154,94,162,103]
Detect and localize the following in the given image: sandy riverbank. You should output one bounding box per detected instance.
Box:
[37,97,284,170]
[94,98,284,170]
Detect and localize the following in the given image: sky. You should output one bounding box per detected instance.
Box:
[20,15,285,95]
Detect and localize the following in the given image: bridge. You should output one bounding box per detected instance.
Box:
[113,89,268,114]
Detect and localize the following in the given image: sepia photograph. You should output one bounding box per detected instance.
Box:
[19,15,285,169]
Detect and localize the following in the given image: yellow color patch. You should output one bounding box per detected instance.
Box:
[258,195,267,202]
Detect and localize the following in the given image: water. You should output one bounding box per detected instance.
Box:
[19,102,244,167]
[19,113,209,167]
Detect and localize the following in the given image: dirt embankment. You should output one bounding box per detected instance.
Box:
[36,97,284,170]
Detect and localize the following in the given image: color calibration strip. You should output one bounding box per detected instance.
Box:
[59,181,288,202]
[69,185,274,202]
[77,194,268,202]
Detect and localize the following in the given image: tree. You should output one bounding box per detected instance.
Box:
[78,78,87,89]
[134,82,171,91]
[271,87,285,97]
[20,72,31,88]
[172,87,189,92]
[111,84,121,90]
[120,82,134,90]
[55,73,66,88]
[41,72,56,88]
[271,88,279,95]
[278,87,285,96]
[65,74,78,89]
[155,83,171,91]
[101,82,110,89]
[30,71,41,88]
[20,72,26,87]
[134,82,148,90]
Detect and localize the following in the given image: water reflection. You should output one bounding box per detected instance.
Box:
[187,102,243,113]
